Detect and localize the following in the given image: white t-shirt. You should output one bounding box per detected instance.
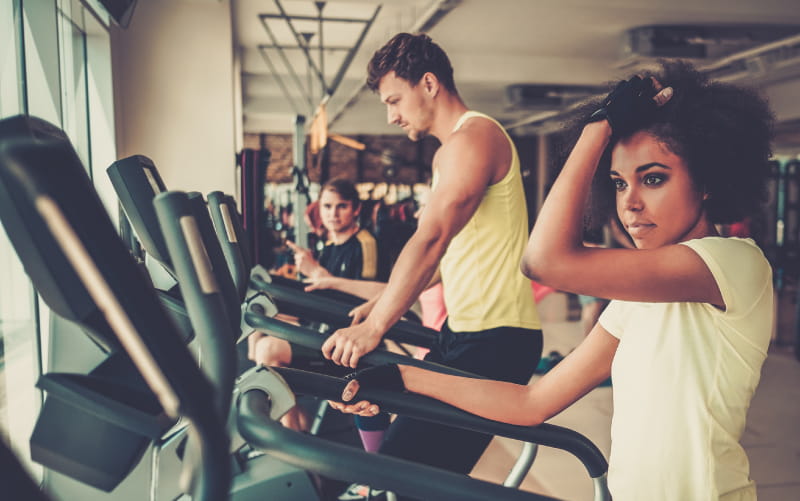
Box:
[599,237,773,501]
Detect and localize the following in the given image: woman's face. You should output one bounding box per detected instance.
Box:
[610,131,713,249]
[319,189,359,234]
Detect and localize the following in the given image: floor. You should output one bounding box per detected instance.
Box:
[469,293,800,501]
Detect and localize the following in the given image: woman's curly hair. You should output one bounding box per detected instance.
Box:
[556,60,774,228]
[367,33,458,94]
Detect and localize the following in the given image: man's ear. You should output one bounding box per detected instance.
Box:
[422,72,439,97]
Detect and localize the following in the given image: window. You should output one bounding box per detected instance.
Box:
[59,10,91,169]
[0,0,117,485]
[0,0,41,482]
[0,0,22,117]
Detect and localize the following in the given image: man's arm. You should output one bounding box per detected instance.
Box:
[321,124,506,367]
[425,267,441,289]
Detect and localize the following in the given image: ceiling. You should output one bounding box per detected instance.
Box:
[232,0,800,141]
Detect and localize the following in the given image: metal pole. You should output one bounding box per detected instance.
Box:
[293,115,309,250]
[503,442,538,488]
[317,1,325,100]
[536,133,548,213]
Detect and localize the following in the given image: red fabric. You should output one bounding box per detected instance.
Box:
[419,282,447,331]
[304,200,324,236]
[728,219,751,238]
[531,280,556,303]
[415,283,447,359]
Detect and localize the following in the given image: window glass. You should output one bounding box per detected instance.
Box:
[0,0,115,485]
[0,0,42,482]
[0,0,22,117]
[83,11,118,215]
[22,0,61,124]
[58,9,91,169]
[82,0,111,27]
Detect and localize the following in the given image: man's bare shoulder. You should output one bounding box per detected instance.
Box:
[438,118,502,155]
[453,115,506,143]
[435,116,511,179]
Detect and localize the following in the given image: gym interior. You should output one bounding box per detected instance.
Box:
[1,1,799,500]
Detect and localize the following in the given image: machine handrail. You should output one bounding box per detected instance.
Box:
[273,367,609,480]
[207,190,249,300]
[238,388,560,501]
[154,191,239,418]
[265,272,368,304]
[249,275,436,347]
[244,313,477,378]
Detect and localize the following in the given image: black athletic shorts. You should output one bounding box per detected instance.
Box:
[378,320,543,476]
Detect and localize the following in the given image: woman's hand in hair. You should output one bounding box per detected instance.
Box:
[588,76,673,137]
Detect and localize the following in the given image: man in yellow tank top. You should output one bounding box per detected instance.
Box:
[321,32,543,489]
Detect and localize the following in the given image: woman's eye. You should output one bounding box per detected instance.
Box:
[643,174,665,186]
[612,178,626,191]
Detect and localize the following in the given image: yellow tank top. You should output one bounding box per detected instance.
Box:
[433,111,540,332]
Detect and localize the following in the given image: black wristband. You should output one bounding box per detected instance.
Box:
[587,107,608,123]
[587,76,658,138]
[345,364,406,393]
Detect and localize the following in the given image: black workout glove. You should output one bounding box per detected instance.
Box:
[344,364,406,396]
[588,76,658,138]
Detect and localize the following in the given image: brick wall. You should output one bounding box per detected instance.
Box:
[242,132,539,220]
[243,132,440,184]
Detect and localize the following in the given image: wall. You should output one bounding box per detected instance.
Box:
[241,130,541,225]
[111,0,236,196]
[242,132,440,185]
[768,78,800,125]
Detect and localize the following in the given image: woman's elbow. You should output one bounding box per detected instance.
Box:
[518,413,546,427]
[520,250,546,282]
[506,405,547,427]
[511,392,548,426]
[521,247,577,289]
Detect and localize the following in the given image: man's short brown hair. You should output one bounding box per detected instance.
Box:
[367,33,457,94]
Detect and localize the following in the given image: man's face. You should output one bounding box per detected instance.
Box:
[378,71,434,141]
